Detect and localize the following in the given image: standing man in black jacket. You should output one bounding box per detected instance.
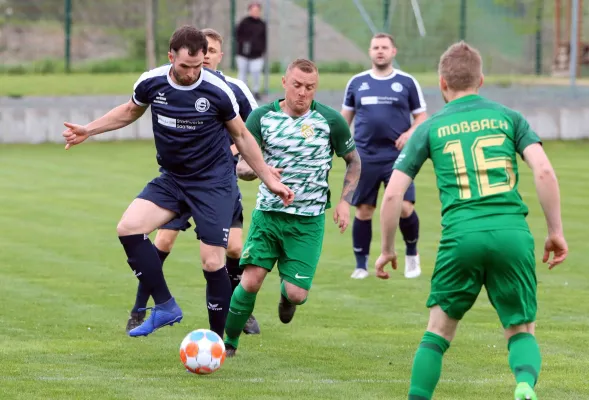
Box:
[235,1,267,100]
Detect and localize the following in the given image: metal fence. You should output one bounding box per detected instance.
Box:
[0,0,587,76]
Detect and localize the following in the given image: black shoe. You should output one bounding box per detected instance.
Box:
[225,344,237,358]
[243,314,261,335]
[254,92,262,101]
[126,311,146,333]
[278,293,296,324]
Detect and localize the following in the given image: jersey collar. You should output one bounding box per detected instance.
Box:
[273,98,316,115]
[445,94,481,106]
[369,69,397,80]
[166,64,205,91]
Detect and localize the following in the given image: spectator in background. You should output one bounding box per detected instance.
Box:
[235,1,267,100]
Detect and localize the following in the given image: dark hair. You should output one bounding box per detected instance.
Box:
[169,25,208,56]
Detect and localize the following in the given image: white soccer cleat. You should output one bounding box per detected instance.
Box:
[404,254,421,279]
[350,268,369,279]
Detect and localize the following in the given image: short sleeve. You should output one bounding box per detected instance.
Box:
[245,108,264,147]
[393,123,430,179]
[217,84,239,122]
[237,95,254,121]
[513,112,542,157]
[231,79,258,121]
[407,76,426,114]
[326,108,355,157]
[132,72,151,107]
[342,77,356,110]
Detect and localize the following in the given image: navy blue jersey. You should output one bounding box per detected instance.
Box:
[132,64,239,182]
[217,72,258,166]
[342,69,426,162]
[224,74,258,124]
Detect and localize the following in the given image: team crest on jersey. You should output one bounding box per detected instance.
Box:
[300,124,315,140]
[195,97,210,112]
[391,82,403,93]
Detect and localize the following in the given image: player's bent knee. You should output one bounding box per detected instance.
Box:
[426,305,459,342]
[154,230,179,252]
[355,205,376,220]
[401,201,415,218]
[240,265,267,293]
[504,322,535,340]
[202,256,224,272]
[116,219,144,236]
[226,228,243,259]
[200,243,225,272]
[285,285,308,305]
[226,243,243,259]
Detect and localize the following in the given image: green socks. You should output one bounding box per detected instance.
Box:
[508,332,541,388]
[406,331,540,399]
[224,284,257,349]
[408,331,451,400]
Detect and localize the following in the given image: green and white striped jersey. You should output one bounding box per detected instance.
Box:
[245,99,356,216]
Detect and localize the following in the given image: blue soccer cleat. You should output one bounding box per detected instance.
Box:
[128,297,183,337]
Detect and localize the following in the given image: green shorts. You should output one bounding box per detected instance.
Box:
[240,210,325,291]
[427,229,537,328]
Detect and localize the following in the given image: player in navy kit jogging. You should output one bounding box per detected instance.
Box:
[126,28,261,336]
[62,26,293,338]
[341,33,427,280]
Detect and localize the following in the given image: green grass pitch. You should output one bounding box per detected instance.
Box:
[0,140,587,399]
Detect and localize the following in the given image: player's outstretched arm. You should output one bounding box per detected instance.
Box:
[523,143,568,268]
[62,100,147,149]
[225,116,294,205]
[333,150,361,233]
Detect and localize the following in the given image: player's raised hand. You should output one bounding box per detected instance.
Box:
[62,122,90,150]
[333,200,350,233]
[543,234,568,269]
[375,252,397,279]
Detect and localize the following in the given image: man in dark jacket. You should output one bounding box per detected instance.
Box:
[236,1,267,100]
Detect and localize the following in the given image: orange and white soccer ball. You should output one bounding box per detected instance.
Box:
[179,329,226,375]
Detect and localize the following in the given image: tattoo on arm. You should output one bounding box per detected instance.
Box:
[341,150,361,203]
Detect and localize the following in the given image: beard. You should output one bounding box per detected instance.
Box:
[171,65,197,86]
[372,59,392,70]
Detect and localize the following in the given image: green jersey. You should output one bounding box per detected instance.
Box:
[394,94,541,235]
[245,99,355,216]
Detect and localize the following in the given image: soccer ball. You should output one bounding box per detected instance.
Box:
[179,329,226,375]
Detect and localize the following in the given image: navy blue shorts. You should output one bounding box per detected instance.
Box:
[137,172,238,248]
[351,158,415,207]
[160,187,244,232]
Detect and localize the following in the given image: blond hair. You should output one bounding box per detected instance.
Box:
[286,58,318,74]
[201,28,223,46]
[438,41,483,91]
